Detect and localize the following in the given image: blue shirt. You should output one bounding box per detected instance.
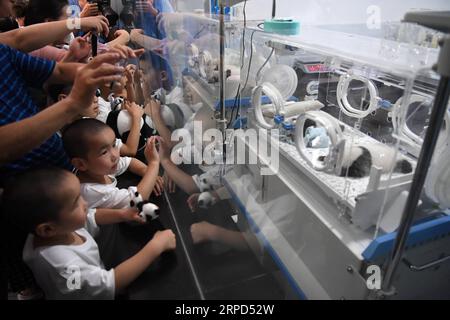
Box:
[135,0,174,39]
[0,44,71,182]
[68,0,81,17]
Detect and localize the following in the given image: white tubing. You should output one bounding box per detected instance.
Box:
[252,82,285,130]
[261,100,324,118]
[337,73,380,119]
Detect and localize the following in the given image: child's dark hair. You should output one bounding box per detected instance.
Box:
[13,0,29,19]
[140,51,174,91]
[2,167,71,234]
[24,0,68,26]
[47,84,72,104]
[62,118,111,159]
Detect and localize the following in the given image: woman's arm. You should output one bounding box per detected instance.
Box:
[0,16,109,52]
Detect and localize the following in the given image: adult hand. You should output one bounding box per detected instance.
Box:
[79,15,109,37]
[80,2,99,18]
[135,0,159,17]
[68,52,124,117]
[67,36,91,62]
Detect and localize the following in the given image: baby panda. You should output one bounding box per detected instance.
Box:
[339,142,413,178]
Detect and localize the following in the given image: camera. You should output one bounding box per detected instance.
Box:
[120,0,136,29]
[88,0,119,27]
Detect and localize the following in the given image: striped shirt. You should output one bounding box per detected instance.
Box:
[0,44,71,183]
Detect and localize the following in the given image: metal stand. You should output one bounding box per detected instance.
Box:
[380,11,450,297]
[217,1,227,159]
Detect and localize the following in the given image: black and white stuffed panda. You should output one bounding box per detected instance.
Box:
[130,191,160,223]
[197,191,218,209]
[106,109,157,151]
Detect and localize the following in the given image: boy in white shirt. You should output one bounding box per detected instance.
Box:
[3,167,176,299]
[62,118,164,209]
[49,84,145,158]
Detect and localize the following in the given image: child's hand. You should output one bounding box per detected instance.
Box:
[157,136,171,161]
[145,98,161,119]
[187,193,200,212]
[107,45,145,62]
[123,101,144,121]
[144,136,160,164]
[153,176,164,196]
[164,172,176,193]
[130,28,144,43]
[151,229,176,253]
[113,29,131,44]
[68,52,123,117]
[121,208,146,224]
[125,64,137,84]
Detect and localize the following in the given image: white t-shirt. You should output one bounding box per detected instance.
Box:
[22,209,115,300]
[80,156,136,209]
[115,138,124,154]
[97,96,112,123]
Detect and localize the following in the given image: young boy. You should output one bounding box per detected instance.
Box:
[3,167,176,299]
[49,84,145,157]
[62,119,164,209]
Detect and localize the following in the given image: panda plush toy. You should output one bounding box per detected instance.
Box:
[129,191,160,223]
[106,108,156,151]
[197,191,218,209]
[106,97,187,151]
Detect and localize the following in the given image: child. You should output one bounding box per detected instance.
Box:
[49,84,145,157]
[62,118,164,209]
[3,167,176,299]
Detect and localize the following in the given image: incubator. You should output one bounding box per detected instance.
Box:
[155,6,450,299]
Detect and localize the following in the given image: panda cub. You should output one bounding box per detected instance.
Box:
[340,143,413,178]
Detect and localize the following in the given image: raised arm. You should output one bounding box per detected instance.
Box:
[145,99,176,149]
[0,52,123,166]
[158,138,200,195]
[0,16,109,52]
[107,30,131,49]
[136,137,160,200]
[118,102,144,157]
